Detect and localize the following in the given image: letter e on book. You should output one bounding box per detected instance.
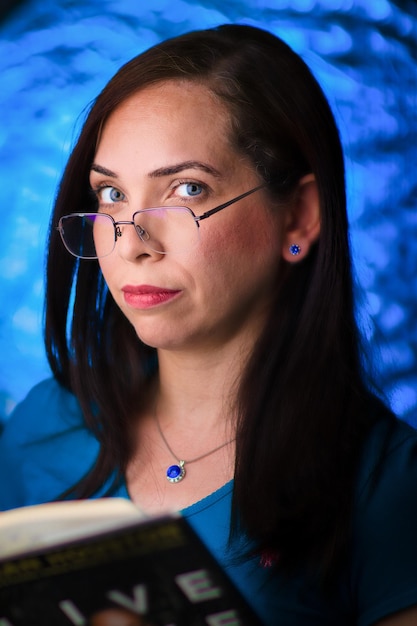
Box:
[175,569,222,602]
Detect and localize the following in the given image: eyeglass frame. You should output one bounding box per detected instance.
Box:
[56,184,265,259]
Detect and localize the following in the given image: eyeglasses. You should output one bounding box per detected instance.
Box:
[56,185,264,259]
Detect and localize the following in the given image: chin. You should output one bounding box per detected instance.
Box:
[133,326,186,351]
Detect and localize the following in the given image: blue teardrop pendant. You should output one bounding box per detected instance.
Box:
[166,461,186,483]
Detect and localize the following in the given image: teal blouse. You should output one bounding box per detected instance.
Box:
[1,378,417,625]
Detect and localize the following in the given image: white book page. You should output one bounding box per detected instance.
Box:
[0,498,169,559]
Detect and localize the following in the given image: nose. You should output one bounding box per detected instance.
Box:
[115,221,162,261]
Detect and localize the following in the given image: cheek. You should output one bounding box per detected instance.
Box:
[199,212,283,267]
[97,258,117,294]
[194,223,282,305]
[199,219,252,261]
[98,258,109,279]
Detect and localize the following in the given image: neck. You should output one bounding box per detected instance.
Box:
[154,342,248,432]
[126,341,247,505]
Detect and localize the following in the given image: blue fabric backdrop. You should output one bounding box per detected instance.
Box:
[0,0,416,424]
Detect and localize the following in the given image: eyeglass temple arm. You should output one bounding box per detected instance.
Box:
[194,184,265,223]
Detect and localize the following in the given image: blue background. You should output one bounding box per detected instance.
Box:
[0,0,416,424]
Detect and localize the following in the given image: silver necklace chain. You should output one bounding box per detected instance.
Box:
[154,412,235,483]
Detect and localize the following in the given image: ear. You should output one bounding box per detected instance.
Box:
[281,174,320,262]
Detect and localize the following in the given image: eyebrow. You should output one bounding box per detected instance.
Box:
[90,161,222,179]
[149,161,222,179]
[90,164,117,177]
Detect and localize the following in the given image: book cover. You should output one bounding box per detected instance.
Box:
[0,501,262,625]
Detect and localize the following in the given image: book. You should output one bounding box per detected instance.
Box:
[0,498,262,625]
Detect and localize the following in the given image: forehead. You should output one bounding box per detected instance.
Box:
[102,80,231,139]
[94,80,240,176]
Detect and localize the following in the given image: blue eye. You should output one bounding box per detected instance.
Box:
[178,182,203,197]
[187,183,202,196]
[99,186,125,203]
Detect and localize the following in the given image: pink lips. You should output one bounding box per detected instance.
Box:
[121,284,181,309]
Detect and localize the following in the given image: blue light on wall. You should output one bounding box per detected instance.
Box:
[0,0,416,423]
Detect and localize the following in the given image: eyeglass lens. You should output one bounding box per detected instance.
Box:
[59,208,200,259]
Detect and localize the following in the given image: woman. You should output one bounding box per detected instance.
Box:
[1,24,417,625]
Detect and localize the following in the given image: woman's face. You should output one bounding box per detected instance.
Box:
[91,80,286,353]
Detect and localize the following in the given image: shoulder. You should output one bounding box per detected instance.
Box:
[0,378,99,510]
[2,378,85,444]
[356,411,417,511]
[352,411,417,625]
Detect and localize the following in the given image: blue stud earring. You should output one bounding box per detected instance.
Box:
[289,244,301,256]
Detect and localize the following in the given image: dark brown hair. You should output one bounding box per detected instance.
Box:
[45,24,384,581]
